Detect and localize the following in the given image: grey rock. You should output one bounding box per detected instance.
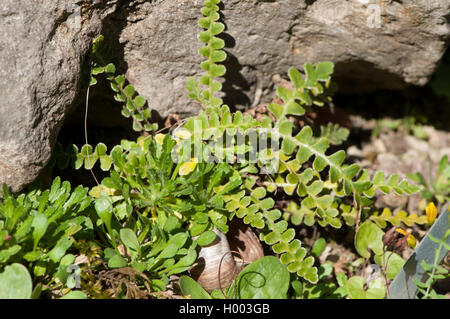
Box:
[120,0,450,118]
[0,0,118,192]
[1,0,450,192]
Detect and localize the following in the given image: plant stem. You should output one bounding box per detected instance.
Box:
[85,85,100,186]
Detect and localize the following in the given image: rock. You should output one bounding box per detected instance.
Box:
[119,0,450,118]
[0,0,118,192]
[426,126,450,149]
[347,145,362,158]
[379,131,410,155]
[1,0,450,192]
[405,135,431,153]
[351,118,450,213]
[373,139,387,154]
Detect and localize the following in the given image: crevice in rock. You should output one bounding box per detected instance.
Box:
[221,51,252,111]
[305,0,317,6]
[54,1,148,188]
[218,2,252,111]
[333,59,408,93]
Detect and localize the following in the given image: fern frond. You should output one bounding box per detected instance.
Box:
[72,143,119,171]
[268,63,335,121]
[221,177,319,284]
[319,123,350,145]
[180,59,420,283]
[183,106,261,138]
[369,208,428,228]
[186,0,227,109]
[283,199,342,229]
[89,35,157,133]
[109,75,158,132]
[263,63,420,207]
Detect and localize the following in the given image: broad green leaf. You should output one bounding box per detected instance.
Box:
[108,254,127,268]
[210,22,225,35]
[366,278,386,299]
[134,96,146,108]
[316,61,334,81]
[158,243,178,259]
[268,103,284,119]
[89,76,97,86]
[210,37,225,50]
[105,63,116,74]
[190,222,209,237]
[94,196,113,235]
[48,236,73,263]
[115,75,126,87]
[60,291,88,299]
[124,84,135,97]
[0,264,33,299]
[196,230,217,247]
[355,221,384,258]
[23,250,44,262]
[179,275,212,299]
[164,216,181,233]
[235,256,290,299]
[288,67,305,89]
[120,228,141,256]
[31,211,48,251]
[311,238,327,258]
[346,276,366,299]
[91,66,105,75]
[168,232,189,248]
[304,63,317,87]
[374,252,405,280]
[0,245,22,263]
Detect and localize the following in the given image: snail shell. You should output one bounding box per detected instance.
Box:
[189,220,264,292]
[189,227,239,292]
[226,218,264,264]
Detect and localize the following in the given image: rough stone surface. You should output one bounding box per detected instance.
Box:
[1,0,450,192]
[0,0,118,192]
[120,0,450,118]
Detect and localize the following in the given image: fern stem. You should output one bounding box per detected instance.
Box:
[84,85,100,185]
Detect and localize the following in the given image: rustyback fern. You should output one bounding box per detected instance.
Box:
[186,0,227,109]
[319,123,350,145]
[176,0,421,284]
[182,64,419,283]
[90,35,158,133]
[369,208,428,229]
[61,0,422,287]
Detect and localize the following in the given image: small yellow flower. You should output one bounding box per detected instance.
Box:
[394,228,417,249]
[395,228,407,236]
[89,185,117,198]
[179,158,198,176]
[426,202,437,225]
[173,128,192,140]
[155,133,166,145]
